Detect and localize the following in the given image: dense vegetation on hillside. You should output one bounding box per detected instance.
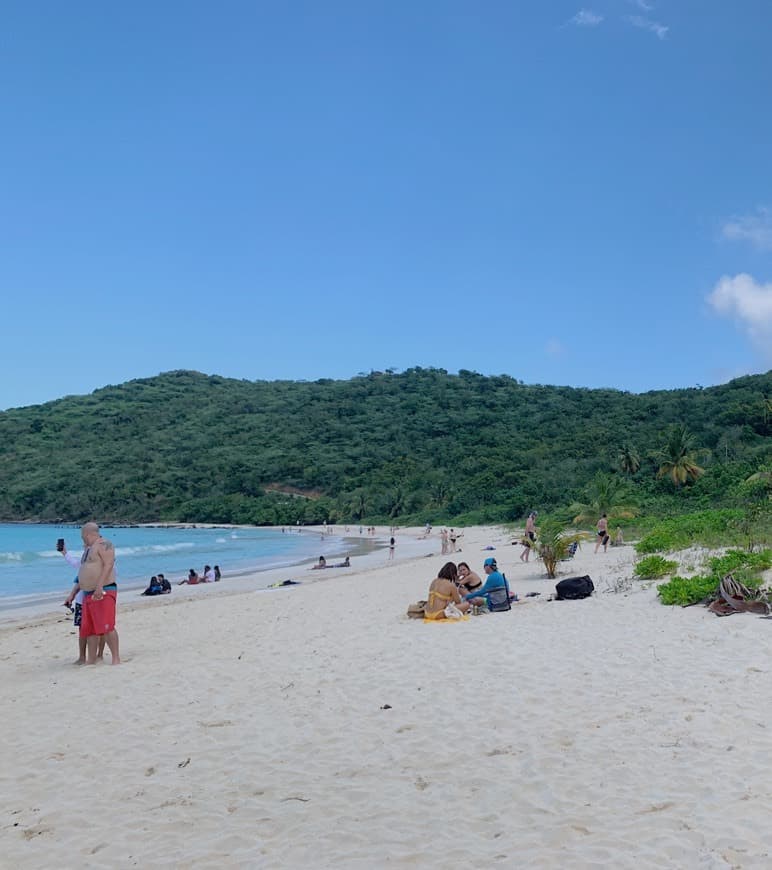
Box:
[0,368,769,527]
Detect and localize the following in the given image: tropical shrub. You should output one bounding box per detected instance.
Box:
[635,510,743,553]
[657,550,770,606]
[657,575,726,607]
[634,555,678,578]
[707,549,772,576]
[536,521,586,579]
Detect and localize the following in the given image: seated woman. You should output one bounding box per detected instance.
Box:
[141,576,163,596]
[424,562,470,620]
[178,569,200,585]
[457,561,482,594]
[311,556,327,570]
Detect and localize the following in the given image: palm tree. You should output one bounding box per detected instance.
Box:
[656,423,704,487]
[571,472,636,524]
[537,520,587,579]
[617,443,640,476]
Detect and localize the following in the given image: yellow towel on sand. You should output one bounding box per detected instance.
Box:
[422,615,470,624]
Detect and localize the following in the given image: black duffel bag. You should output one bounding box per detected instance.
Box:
[555,575,594,600]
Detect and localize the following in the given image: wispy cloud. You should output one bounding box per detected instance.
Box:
[708,273,772,361]
[570,9,604,27]
[722,208,772,251]
[627,0,654,10]
[628,15,669,39]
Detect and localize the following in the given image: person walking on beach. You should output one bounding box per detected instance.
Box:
[388,537,395,560]
[595,513,610,553]
[521,512,537,562]
[77,522,120,665]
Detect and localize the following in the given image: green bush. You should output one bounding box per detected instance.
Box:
[634,555,678,578]
[636,509,744,554]
[707,549,772,576]
[657,562,766,607]
[657,575,721,606]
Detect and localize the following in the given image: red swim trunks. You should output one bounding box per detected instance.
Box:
[80,590,117,638]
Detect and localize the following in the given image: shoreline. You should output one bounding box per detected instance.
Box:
[4,525,771,867]
[0,525,432,627]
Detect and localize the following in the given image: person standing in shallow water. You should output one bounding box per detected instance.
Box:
[77,522,120,665]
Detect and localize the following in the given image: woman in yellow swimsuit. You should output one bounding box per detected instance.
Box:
[424,562,470,619]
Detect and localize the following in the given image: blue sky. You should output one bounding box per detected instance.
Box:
[2,0,771,410]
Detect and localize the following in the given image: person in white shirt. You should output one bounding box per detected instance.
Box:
[202,565,216,583]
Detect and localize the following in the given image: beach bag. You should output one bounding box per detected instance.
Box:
[555,576,594,600]
[407,601,426,619]
[488,573,512,612]
[444,602,464,619]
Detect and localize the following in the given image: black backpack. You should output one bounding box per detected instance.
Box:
[555,575,594,600]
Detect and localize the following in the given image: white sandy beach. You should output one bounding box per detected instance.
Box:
[1,525,771,869]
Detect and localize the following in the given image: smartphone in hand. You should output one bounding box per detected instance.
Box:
[56,538,65,552]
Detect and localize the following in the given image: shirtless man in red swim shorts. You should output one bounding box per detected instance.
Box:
[78,522,121,665]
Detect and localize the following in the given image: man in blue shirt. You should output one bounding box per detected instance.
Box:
[464,557,509,609]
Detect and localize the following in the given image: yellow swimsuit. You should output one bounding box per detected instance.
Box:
[424,588,454,620]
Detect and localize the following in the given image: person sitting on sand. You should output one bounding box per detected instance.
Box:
[178,569,200,585]
[141,576,163,596]
[464,557,509,609]
[213,565,221,582]
[424,562,470,620]
[201,565,215,583]
[158,573,172,593]
[311,556,327,570]
[331,556,351,568]
[457,561,482,594]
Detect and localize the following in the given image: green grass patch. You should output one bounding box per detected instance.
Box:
[707,549,772,575]
[657,548,770,606]
[657,575,722,607]
[634,555,678,579]
[635,509,744,554]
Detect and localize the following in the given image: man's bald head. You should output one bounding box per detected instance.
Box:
[81,522,100,544]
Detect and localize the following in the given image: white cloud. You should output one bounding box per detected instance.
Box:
[722,208,772,251]
[628,0,654,10]
[708,273,772,360]
[571,9,604,27]
[628,15,669,39]
[546,338,565,356]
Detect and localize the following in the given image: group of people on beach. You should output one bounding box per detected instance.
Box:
[516,511,622,559]
[178,565,221,585]
[424,557,511,619]
[312,555,351,569]
[439,527,462,554]
[142,564,222,592]
[140,574,172,595]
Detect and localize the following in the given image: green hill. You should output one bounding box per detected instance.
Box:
[0,368,770,525]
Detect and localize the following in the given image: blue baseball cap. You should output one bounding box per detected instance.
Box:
[483,557,497,567]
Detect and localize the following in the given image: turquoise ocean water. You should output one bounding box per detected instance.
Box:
[0,524,353,609]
